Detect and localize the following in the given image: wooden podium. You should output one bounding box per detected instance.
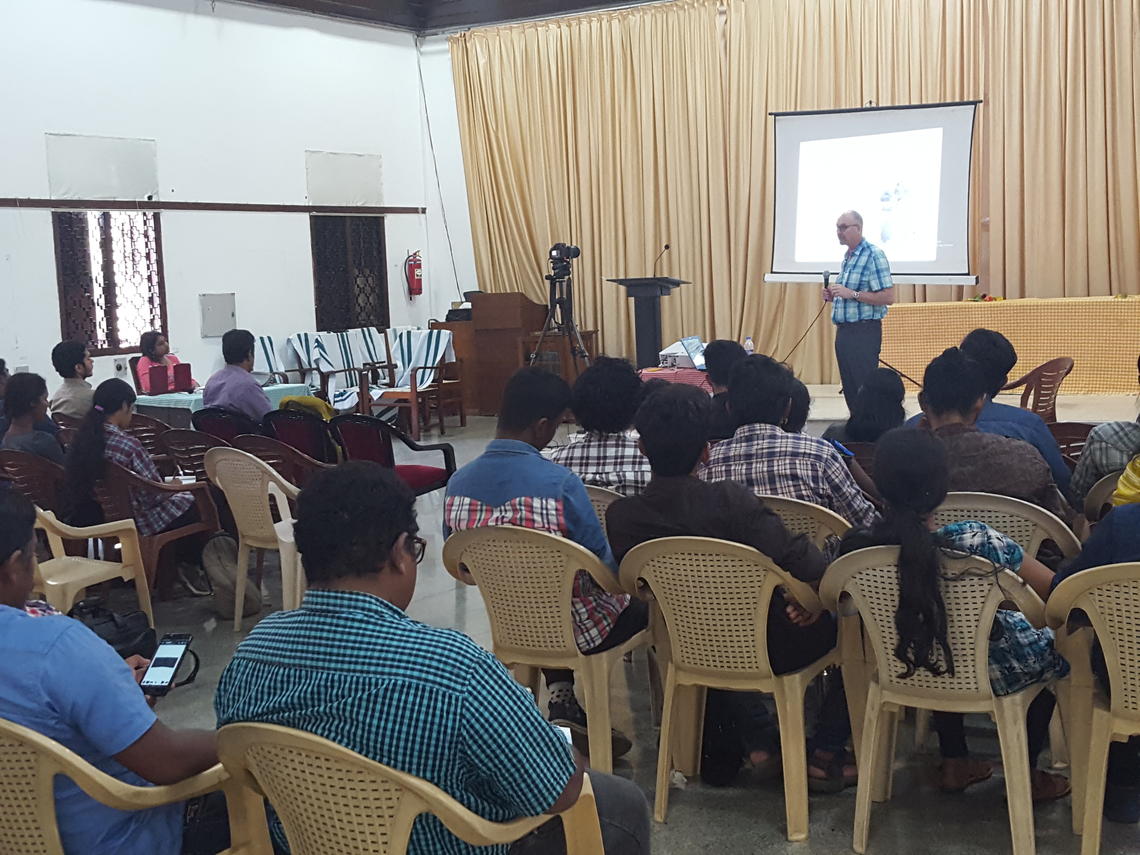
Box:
[471,292,548,415]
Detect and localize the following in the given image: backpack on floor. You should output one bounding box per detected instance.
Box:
[69,597,157,660]
[201,533,263,620]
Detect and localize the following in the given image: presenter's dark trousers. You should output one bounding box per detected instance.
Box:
[835,319,882,412]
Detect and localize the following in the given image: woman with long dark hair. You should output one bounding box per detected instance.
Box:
[136,331,197,394]
[64,379,207,595]
[837,428,1070,800]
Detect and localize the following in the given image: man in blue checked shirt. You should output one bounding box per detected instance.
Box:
[823,210,895,412]
[216,461,650,855]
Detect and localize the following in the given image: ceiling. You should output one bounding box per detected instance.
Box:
[244,0,651,33]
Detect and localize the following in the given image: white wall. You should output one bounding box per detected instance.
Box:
[0,0,475,384]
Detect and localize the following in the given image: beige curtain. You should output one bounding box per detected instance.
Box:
[451,0,1140,382]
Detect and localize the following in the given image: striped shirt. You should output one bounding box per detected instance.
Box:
[701,422,878,529]
[215,589,575,855]
[548,430,652,497]
[832,239,893,324]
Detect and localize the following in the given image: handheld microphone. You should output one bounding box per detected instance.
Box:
[652,243,671,277]
[823,270,831,287]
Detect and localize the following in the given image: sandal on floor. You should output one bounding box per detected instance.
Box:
[747,749,782,782]
[1031,769,1071,803]
[808,749,857,794]
[940,757,994,793]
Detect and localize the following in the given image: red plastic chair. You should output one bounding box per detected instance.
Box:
[331,414,455,496]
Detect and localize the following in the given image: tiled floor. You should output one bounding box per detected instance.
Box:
[123,391,1139,854]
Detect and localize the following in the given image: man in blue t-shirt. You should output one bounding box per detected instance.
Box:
[0,491,219,855]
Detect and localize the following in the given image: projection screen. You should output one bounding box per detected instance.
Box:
[766,102,979,285]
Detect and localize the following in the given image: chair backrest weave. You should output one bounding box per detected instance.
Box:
[125,413,171,458]
[931,491,1079,557]
[205,448,290,542]
[442,527,584,657]
[0,451,64,513]
[756,494,852,550]
[158,429,230,481]
[0,720,63,855]
[620,537,804,679]
[826,546,1024,701]
[583,485,622,535]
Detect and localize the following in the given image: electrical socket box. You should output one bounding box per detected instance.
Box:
[200,293,237,338]
[113,357,129,376]
[12,365,29,374]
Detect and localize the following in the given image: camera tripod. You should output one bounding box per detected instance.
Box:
[528,272,592,370]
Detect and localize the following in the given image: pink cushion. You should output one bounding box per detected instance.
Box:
[394,465,449,493]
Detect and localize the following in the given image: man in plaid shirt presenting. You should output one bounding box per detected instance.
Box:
[445,368,648,758]
[823,210,895,412]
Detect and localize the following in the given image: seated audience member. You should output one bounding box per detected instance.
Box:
[1,373,64,464]
[926,328,1072,497]
[549,356,651,496]
[201,329,272,424]
[63,379,207,595]
[48,339,95,421]
[216,462,650,855]
[0,490,223,855]
[702,355,877,528]
[445,368,646,751]
[704,339,748,441]
[137,330,198,394]
[824,367,905,444]
[919,348,1073,522]
[607,383,855,790]
[0,358,59,438]
[838,428,1070,799]
[1071,355,1140,503]
[784,377,811,434]
[1051,502,1140,822]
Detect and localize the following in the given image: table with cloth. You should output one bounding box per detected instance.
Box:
[637,366,713,393]
[134,383,309,427]
[880,296,1140,394]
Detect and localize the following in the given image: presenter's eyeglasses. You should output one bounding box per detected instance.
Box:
[837,224,858,231]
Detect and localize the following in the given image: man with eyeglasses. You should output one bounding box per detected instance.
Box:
[822,210,895,412]
[215,461,650,855]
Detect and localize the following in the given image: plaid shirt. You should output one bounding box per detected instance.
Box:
[446,440,629,652]
[216,589,575,855]
[832,239,893,324]
[548,430,652,497]
[103,424,193,536]
[937,521,1069,696]
[1071,420,1140,502]
[701,423,878,528]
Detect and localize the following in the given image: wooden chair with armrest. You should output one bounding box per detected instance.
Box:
[231,434,333,490]
[822,546,1062,855]
[0,716,231,855]
[33,508,153,626]
[127,356,143,394]
[1046,562,1140,853]
[619,536,837,839]
[330,413,455,496]
[92,462,219,591]
[216,722,603,855]
[205,448,302,629]
[49,413,80,430]
[1001,357,1075,423]
[442,526,650,774]
[362,329,464,440]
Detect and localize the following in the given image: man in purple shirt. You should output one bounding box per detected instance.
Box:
[202,329,272,424]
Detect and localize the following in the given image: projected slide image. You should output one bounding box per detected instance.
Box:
[794,127,943,264]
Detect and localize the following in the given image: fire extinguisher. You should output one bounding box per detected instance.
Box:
[404,250,423,298]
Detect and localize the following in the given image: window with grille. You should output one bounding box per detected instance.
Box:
[310,215,390,332]
[52,211,167,356]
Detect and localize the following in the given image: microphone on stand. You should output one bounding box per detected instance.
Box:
[652,243,671,277]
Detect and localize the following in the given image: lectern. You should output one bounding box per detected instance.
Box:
[607,277,689,368]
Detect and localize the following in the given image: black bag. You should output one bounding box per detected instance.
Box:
[700,690,744,786]
[69,597,157,660]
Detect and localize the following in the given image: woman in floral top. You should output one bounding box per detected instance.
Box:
[839,428,1070,801]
